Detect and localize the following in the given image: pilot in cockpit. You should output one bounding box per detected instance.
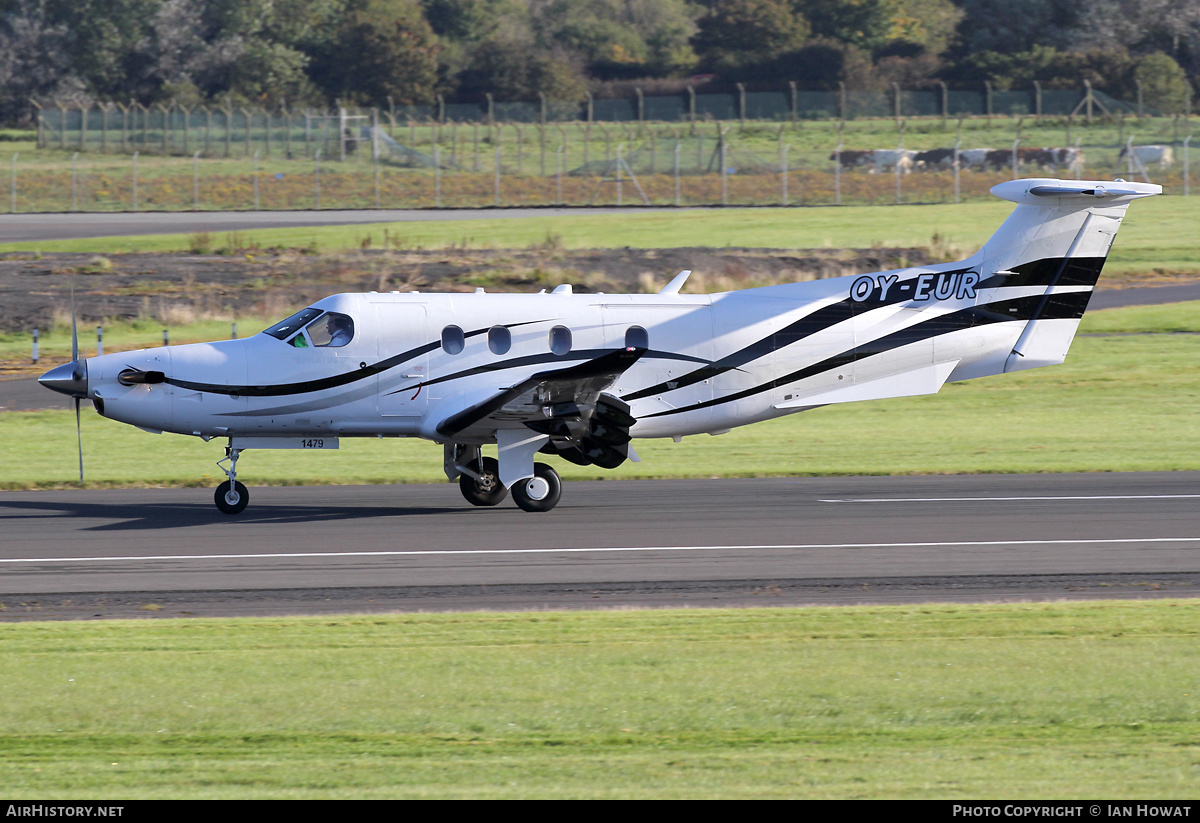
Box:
[325,314,353,347]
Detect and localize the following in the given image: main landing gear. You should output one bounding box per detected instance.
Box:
[215,446,249,515]
[452,445,562,513]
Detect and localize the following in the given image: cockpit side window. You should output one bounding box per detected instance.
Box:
[263,308,323,340]
[305,312,355,347]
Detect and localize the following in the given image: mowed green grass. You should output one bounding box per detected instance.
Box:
[2,193,1197,275]
[3,302,1199,489]
[0,602,1197,799]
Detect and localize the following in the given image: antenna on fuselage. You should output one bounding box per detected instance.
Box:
[658,270,691,295]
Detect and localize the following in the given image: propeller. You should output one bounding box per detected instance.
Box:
[72,276,83,483]
[38,274,88,483]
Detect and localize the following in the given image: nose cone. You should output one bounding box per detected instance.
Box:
[39,360,88,398]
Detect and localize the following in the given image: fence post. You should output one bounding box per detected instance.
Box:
[939,81,948,127]
[494,146,501,206]
[314,149,321,209]
[79,103,88,151]
[789,81,797,129]
[9,153,16,214]
[985,81,993,119]
[253,150,260,210]
[1184,134,1191,196]
[161,104,171,154]
[182,105,190,155]
[834,135,842,206]
[556,144,563,204]
[32,99,43,148]
[838,82,846,124]
[953,137,962,204]
[71,152,78,211]
[635,87,644,126]
[131,151,138,211]
[893,83,902,126]
[487,93,494,126]
[687,86,695,124]
[737,83,745,127]
[616,143,623,206]
[780,141,788,206]
[1034,80,1042,120]
[193,151,200,209]
[224,106,232,157]
[435,146,441,207]
[719,129,727,206]
[585,91,593,124]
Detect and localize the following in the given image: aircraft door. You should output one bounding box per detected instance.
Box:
[374,301,430,417]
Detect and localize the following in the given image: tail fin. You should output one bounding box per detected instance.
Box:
[973,178,1160,373]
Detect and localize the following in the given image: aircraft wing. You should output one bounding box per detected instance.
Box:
[436,347,645,445]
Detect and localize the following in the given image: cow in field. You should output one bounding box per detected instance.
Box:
[1118,145,1173,170]
[957,148,995,170]
[869,149,916,174]
[912,148,957,170]
[830,150,874,169]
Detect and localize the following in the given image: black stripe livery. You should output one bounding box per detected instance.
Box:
[641,290,1090,419]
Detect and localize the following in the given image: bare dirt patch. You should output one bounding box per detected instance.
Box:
[0,246,936,333]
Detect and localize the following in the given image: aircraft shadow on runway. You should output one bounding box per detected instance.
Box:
[0,498,467,532]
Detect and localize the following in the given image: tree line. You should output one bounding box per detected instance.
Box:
[1,0,1196,126]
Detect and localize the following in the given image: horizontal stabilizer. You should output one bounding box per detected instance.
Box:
[773,360,959,410]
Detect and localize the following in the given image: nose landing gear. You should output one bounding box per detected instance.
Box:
[214,446,249,514]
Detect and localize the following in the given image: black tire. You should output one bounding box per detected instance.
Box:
[214,480,249,515]
[512,463,562,513]
[459,456,508,506]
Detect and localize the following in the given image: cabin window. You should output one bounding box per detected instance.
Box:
[549,325,572,356]
[442,325,465,354]
[305,312,355,347]
[625,326,649,349]
[488,326,511,355]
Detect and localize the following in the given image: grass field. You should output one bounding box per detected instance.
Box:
[3,194,1198,280]
[3,302,1198,490]
[0,601,1197,798]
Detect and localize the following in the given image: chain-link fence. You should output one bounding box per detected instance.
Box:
[8,121,1194,213]
[34,84,1162,157]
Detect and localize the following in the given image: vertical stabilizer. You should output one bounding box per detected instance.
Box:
[973,179,1160,373]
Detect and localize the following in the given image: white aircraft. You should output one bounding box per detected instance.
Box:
[41,178,1159,514]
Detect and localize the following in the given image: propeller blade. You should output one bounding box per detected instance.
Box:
[70,274,79,364]
[75,396,84,483]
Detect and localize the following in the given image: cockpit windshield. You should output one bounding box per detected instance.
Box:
[263,308,322,340]
[263,309,355,348]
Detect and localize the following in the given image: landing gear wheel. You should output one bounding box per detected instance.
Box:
[459,456,508,507]
[214,480,249,515]
[512,463,561,513]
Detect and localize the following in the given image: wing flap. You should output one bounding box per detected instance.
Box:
[772,360,959,409]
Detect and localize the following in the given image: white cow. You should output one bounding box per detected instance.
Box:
[870,149,916,174]
[957,148,995,170]
[1119,145,1174,170]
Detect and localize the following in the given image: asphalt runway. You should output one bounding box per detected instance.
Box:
[2,473,1199,620]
